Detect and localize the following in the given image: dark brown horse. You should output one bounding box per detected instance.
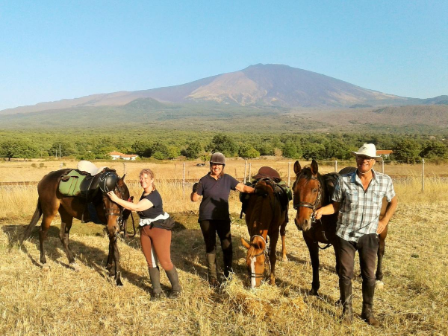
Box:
[293,161,388,296]
[241,178,288,288]
[22,168,130,285]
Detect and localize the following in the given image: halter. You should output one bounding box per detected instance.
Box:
[248,234,270,287]
[293,173,323,223]
[103,180,127,225]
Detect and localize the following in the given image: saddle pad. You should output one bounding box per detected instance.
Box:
[59,170,88,197]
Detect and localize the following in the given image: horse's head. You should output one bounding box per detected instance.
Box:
[241,235,268,288]
[293,160,323,231]
[100,170,131,229]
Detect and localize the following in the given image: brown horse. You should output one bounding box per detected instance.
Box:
[22,168,130,286]
[293,161,388,296]
[241,178,288,288]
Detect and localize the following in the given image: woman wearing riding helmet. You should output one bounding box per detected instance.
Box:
[191,152,255,287]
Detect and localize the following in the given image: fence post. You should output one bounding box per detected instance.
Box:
[249,163,252,182]
[382,160,384,174]
[422,159,425,192]
[244,161,247,184]
[334,160,338,172]
[182,163,186,196]
[288,162,291,186]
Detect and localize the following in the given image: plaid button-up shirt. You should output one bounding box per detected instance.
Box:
[332,169,395,242]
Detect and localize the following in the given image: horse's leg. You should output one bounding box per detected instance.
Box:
[106,238,115,276]
[304,232,320,295]
[376,226,388,288]
[280,219,288,262]
[58,208,76,266]
[39,213,56,265]
[106,224,122,286]
[269,233,279,285]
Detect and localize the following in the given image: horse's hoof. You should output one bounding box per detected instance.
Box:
[282,256,288,262]
[42,264,50,272]
[375,280,384,289]
[309,288,319,296]
[116,272,123,286]
[71,263,81,272]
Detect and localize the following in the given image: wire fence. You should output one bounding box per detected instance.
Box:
[0,159,437,192]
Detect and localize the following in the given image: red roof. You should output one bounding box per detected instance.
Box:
[377,150,393,155]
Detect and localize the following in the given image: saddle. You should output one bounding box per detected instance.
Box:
[240,167,292,219]
[59,167,118,223]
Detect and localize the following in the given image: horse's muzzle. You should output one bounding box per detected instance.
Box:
[295,217,312,232]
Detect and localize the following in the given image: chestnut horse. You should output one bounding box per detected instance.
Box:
[21,168,130,285]
[241,178,288,288]
[293,161,388,296]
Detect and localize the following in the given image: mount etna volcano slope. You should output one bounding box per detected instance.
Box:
[2,64,436,116]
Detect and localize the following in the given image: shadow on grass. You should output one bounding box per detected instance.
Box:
[2,217,340,319]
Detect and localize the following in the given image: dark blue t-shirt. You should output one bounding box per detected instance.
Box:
[197,173,239,221]
[137,190,164,219]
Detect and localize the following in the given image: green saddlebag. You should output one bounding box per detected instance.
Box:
[58,170,87,197]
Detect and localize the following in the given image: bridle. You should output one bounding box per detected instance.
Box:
[248,234,270,287]
[292,172,323,224]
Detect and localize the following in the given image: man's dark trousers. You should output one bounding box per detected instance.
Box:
[335,233,378,317]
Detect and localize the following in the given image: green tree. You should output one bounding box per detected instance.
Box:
[392,139,421,163]
[166,145,180,160]
[0,140,39,160]
[302,143,326,160]
[420,141,448,159]
[131,140,153,157]
[182,141,202,159]
[282,141,300,159]
[49,141,77,157]
[208,134,239,157]
[238,144,260,159]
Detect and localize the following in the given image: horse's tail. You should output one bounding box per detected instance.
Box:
[21,199,42,244]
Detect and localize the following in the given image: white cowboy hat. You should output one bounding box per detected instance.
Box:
[77,160,107,176]
[351,143,381,159]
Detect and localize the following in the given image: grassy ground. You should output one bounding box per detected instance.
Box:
[0,162,447,335]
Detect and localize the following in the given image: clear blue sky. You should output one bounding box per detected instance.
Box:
[0,0,447,110]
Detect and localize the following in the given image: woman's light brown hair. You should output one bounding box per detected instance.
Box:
[140,169,156,190]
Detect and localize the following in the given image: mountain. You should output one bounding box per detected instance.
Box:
[2,64,441,116]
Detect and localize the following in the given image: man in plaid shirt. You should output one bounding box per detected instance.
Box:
[315,143,398,326]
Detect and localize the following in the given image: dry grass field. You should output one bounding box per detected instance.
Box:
[0,159,447,335]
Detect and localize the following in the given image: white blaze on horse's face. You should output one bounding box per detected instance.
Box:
[250,256,256,288]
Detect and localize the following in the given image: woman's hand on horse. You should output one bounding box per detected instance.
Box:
[107,191,119,202]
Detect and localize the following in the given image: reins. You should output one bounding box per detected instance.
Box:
[248,234,271,286]
[292,174,323,221]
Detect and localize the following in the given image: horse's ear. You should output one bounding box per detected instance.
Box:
[241,237,251,249]
[121,173,126,181]
[310,160,319,175]
[293,161,302,175]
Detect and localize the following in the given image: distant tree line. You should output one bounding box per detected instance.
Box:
[1,130,447,163]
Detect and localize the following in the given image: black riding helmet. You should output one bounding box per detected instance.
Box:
[210,152,226,165]
[99,171,119,193]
